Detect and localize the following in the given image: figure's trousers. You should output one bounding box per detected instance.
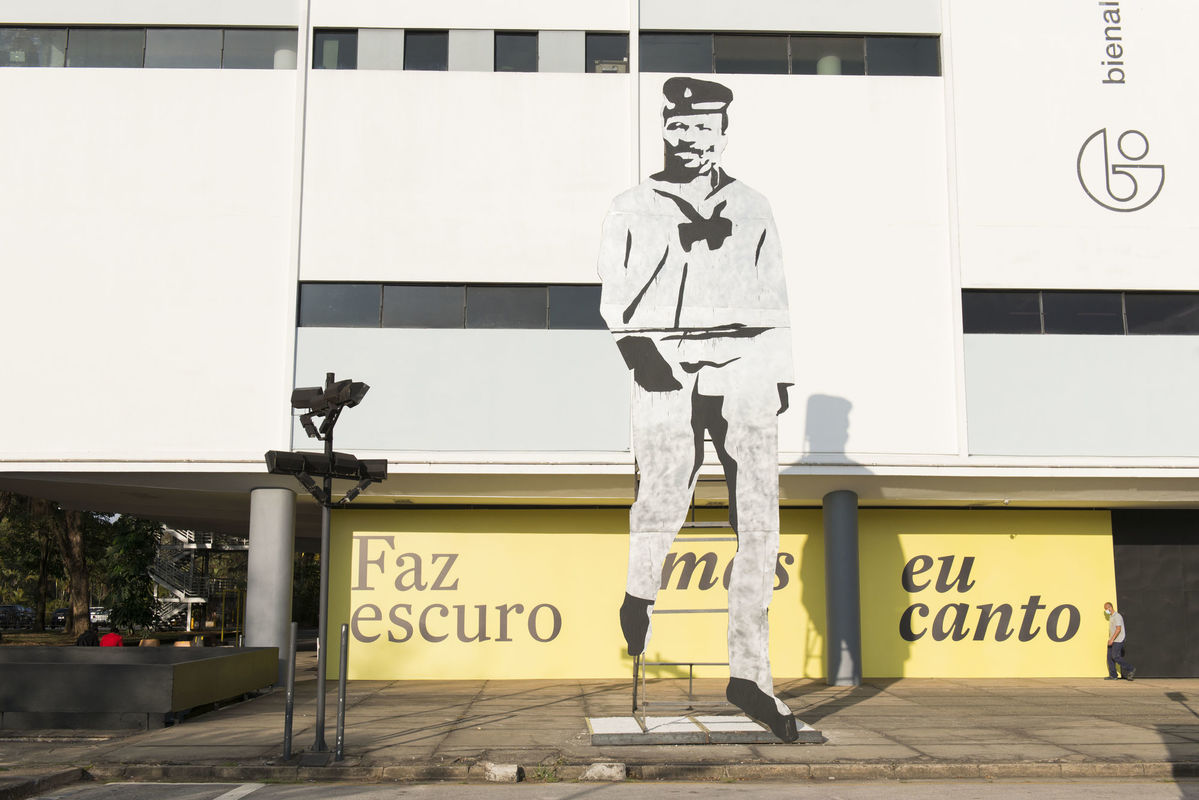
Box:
[626,382,782,706]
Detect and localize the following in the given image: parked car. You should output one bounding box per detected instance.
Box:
[14,606,34,627]
[51,607,69,628]
[0,605,17,629]
[89,606,110,626]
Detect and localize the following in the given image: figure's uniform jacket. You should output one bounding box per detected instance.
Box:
[597,174,793,399]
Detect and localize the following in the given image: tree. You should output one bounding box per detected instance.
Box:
[0,516,63,631]
[0,493,118,636]
[103,516,160,631]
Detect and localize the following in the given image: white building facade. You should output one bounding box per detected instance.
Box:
[2,0,1197,680]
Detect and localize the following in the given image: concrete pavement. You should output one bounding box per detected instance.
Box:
[4,652,1199,795]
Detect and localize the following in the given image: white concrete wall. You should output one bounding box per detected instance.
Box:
[951,0,1199,290]
[299,71,632,284]
[309,0,630,32]
[641,0,941,34]
[294,329,630,452]
[638,75,958,459]
[0,69,297,461]
[0,0,299,26]
[299,71,957,460]
[965,336,1199,457]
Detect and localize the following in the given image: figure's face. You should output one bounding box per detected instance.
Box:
[663,113,726,175]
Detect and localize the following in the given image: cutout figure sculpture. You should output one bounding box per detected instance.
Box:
[598,78,798,742]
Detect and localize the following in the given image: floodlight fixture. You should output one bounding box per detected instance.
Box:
[327,379,370,408]
[290,386,326,411]
[336,459,388,506]
[299,414,319,439]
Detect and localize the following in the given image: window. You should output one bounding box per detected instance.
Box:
[641,31,939,76]
[300,283,607,330]
[222,29,296,69]
[866,36,940,77]
[466,286,546,329]
[144,28,222,68]
[791,36,864,76]
[585,33,628,73]
[1041,292,1124,335]
[66,28,145,68]
[2,26,296,69]
[1126,293,1199,335]
[383,285,464,328]
[962,291,1042,334]
[549,285,605,330]
[713,34,788,74]
[640,32,713,73]
[1,28,66,67]
[404,30,448,71]
[298,284,381,328]
[495,31,537,72]
[313,29,357,70]
[963,290,1199,336]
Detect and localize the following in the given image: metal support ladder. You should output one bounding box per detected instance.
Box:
[632,449,737,721]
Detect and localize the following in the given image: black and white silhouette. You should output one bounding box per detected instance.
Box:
[598,78,797,742]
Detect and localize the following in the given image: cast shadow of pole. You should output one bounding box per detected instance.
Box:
[1159,692,1199,794]
[781,394,911,721]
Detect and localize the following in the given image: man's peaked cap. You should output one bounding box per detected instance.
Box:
[662,77,734,119]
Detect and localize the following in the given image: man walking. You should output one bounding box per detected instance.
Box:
[1105,601,1135,680]
[598,77,796,741]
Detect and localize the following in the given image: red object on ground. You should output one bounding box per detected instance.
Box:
[99,632,124,647]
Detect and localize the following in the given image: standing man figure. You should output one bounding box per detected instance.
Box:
[598,77,796,741]
[1104,602,1135,680]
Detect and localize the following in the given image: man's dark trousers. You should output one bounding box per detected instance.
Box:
[1108,642,1133,678]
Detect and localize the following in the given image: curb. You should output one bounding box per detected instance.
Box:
[65,759,1199,785]
[0,768,85,800]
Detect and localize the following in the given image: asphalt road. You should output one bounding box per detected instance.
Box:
[29,780,1199,800]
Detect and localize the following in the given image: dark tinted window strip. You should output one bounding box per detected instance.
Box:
[963,290,1199,335]
[640,31,940,76]
[1,26,297,69]
[298,283,605,330]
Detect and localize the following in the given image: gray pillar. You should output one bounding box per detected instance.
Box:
[246,487,295,681]
[823,489,861,686]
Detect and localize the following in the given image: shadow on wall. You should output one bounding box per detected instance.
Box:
[793,394,911,681]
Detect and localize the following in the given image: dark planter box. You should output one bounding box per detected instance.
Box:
[0,646,278,729]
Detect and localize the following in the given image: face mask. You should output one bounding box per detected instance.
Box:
[1104,610,1112,618]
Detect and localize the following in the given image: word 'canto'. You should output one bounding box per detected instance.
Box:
[899,554,1080,643]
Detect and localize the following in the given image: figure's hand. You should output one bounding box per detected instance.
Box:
[617,336,682,392]
[777,383,793,416]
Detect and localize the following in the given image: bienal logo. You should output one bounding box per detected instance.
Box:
[1077,128,1165,212]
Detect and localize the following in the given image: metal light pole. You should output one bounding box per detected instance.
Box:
[265,372,385,756]
[314,425,333,752]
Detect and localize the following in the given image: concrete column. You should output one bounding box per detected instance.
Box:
[823,489,861,686]
[246,487,296,681]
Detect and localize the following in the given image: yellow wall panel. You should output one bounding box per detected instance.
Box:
[328,508,1113,679]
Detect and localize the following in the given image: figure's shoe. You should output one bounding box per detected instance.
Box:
[1105,676,1119,680]
[1124,668,1136,681]
[726,677,799,743]
[619,593,653,656]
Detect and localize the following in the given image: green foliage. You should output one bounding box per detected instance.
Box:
[0,516,62,607]
[293,553,320,627]
[102,516,160,631]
